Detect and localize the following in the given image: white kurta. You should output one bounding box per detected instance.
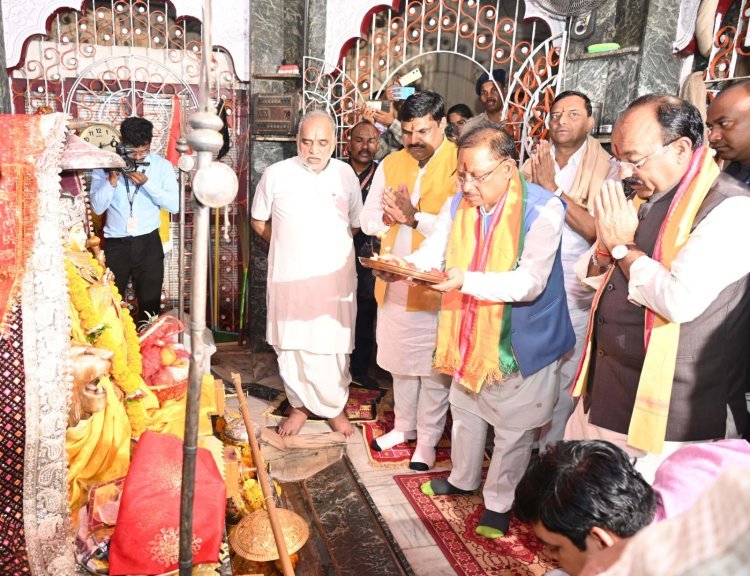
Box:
[360,160,442,376]
[251,157,362,354]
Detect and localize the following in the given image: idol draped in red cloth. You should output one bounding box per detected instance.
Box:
[108,430,225,574]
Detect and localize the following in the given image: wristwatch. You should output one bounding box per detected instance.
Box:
[410,212,422,229]
[611,243,634,261]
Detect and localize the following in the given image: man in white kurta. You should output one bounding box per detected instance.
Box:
[360,91,457,471]
[251,111,362,437]
[523,91,614,448]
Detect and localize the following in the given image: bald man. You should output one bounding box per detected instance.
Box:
[251,110,362,437]
[707,79,750,185]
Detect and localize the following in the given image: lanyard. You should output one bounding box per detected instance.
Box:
[359,162,376,192]
[123,177,142,217]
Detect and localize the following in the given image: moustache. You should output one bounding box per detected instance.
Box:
[621,177,642,195]
[409,144,425,150]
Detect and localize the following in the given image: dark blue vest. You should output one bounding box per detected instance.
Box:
[450,181,575,377]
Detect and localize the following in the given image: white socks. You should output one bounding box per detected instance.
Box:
[372,429,416,450]
[409,443,436,471]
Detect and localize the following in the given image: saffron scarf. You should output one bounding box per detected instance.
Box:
[434,173,526,393]
[375,139,458,311]
[572,146,720,453]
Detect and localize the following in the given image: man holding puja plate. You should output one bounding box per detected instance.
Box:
[374,120,574,539]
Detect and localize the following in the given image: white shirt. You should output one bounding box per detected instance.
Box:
[251,156,362,354]
[551,141,598,310]
[575,195,750,324]
[359,145,450,375]
[407,193,565,303]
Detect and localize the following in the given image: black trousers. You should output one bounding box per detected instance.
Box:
[104,228,164,324]
[350,267,377,377]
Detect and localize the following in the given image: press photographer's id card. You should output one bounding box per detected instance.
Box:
[127,216,138,235]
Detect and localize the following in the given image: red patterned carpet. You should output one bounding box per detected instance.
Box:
[270,384,386,423]
[360,410,453,468]
[394,470,557,576]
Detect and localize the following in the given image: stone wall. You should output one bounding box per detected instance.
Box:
[563,0,682,128]
[248,0,326,351]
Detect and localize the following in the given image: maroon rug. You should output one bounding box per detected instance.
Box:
[394,469,557,576]
[360,410,453,468]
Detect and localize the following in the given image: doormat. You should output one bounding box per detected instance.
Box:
[393,469,557,576]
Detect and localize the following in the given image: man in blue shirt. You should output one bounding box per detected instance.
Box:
[90,116,179,323]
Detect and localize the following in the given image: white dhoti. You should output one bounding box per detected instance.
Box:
[564,400,741,483]
[448,361,559,513]
[539,304,590,449]
[275,348,350,418]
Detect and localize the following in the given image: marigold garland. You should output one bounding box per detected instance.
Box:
[65,255,145,434]
[124,398,147,438]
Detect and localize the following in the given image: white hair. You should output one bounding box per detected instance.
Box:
[298,109,336,136]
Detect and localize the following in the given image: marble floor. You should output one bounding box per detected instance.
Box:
[213,346,457,576]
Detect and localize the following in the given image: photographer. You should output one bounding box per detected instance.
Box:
[90,116,179,323]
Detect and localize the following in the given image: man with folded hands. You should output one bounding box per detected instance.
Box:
[359,91,457,471]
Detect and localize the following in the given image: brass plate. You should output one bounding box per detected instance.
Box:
[358,257,446,284]
[229,509,309,561]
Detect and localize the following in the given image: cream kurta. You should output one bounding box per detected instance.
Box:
[252,156,362,354]
[361,161,441,376]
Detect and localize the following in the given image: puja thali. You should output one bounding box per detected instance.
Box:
[358,257,447,284]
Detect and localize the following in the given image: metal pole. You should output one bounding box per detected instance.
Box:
[179,0,226,573]
[302,0,310,59]
[176,135,189,338]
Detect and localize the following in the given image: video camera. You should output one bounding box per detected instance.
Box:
[115,143,151,173]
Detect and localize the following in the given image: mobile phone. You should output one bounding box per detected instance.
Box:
[392,86,416,100]
[399,67,422,86]
[366,100,392,112]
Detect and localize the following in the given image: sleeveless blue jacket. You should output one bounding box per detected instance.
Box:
[450,181,575,377]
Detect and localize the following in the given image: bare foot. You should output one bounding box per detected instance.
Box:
[278,407,310,437]
[328,411,354,437]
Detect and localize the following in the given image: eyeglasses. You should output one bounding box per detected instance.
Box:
[454,160,505,186]
[127,145,151,160]
[609,141,674,173]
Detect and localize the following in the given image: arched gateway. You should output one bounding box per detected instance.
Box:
[303,0,568,163]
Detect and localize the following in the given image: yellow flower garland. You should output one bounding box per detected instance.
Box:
[65,256,145,435]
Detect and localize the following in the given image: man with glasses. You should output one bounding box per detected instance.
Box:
[90,116,179,323]
[360,91,457,471]
[522,90,614,449]
[381,120,573,538]
[566,94,750,479]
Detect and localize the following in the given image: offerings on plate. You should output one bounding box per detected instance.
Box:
[138,315,190,404]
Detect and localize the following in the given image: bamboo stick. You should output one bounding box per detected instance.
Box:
[231,372,294,576]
